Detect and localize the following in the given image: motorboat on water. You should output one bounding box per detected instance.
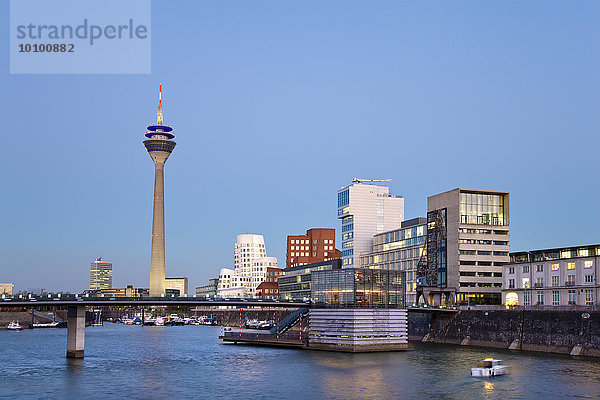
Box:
[7,321,23,331]
[155,317,165,326]
[471,358,508,377]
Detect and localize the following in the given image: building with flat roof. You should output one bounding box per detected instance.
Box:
[279,259,342,301]
[89,258,112,291]
[195,278,219,298]
[359,217,426,306]
[286,228,342,268]
[337,182,404,268]
[418,188,510,305]
[0,283,14,295]
[502,245,599,308]
[311,268,404,308]
[165,277,188,297]
[90,285,149,297]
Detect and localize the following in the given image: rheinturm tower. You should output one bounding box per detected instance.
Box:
[144,84,176,297]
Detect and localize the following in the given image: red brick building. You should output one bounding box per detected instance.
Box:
[256,267,284,298]
[286,228,342,268]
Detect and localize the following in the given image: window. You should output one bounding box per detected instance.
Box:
[551,263,559,271]
[585,275,593,283]
[552,290,559,306]
[536,265,544,272]
[567,263,575,270]
[522,278,530,288]
[524,291,531,306]
[566,275,575,285]
[535,278,544,288]
[508,267,515,274]
[585,289,593,306]
[508,279,515,289]
[551,276,559,287]
[523,265,530,273]
[568,290,576,304]
[537,291,544,305]
[578,248,590,257]
[584,261,593,269]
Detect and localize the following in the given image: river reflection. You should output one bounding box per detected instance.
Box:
[1,325,599,399]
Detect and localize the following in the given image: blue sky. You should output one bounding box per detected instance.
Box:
[1,0,599,293]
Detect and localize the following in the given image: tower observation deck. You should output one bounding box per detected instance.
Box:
[144,84,176,297]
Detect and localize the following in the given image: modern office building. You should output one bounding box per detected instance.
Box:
[217,234,279,297]
[419,188,510,305]
[337,182,404,268]
[311,268,405,308]
[359,217,426,306]
[90,285,149,297]
[144,84,177,297]
[0,283,14,295]
[165,277,188,297]
[89,258,113,291]
[279,259,342,301]
[502,245,599,307]
[195,278,219,297]
[286,228,342,268]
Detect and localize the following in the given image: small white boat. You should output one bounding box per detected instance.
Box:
[7,321,23,331]
[471,358,508,377]
[155,317,165,326]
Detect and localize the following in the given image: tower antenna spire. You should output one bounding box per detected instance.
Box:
[157,83,163,125]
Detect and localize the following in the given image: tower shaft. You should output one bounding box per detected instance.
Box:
[149,162,166,296]
[144,84,176,297]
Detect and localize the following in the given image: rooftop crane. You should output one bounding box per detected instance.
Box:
[352,178,392,184]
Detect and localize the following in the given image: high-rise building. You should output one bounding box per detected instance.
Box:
[89,258,112,290]
[419,188,510,305]
[144,84,177,297]
[165,277,188,297]
[286,228,342,268]
[0,283,14,295]
[217,234,280,297]
[337,182,404,268]
[359,217,427,306]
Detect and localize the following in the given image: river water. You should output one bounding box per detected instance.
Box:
[1,324,599,399]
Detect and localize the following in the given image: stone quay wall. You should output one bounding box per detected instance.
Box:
[409,310,600,357]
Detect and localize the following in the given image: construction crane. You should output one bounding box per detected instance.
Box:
[352,178,392,184]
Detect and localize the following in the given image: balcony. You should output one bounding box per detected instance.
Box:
[566,281,576,287]
[534,283,544,288]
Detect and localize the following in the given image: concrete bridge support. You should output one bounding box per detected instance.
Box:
[66,306,85,358]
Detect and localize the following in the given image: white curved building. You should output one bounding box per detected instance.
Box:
[217,234,279,298]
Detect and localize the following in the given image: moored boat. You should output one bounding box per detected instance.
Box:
[7,321,23,331]
[30,321,59,328]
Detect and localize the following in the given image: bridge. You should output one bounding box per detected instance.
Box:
[0,295,456,357]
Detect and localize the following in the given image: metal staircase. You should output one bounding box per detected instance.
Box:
[270,307,309,334]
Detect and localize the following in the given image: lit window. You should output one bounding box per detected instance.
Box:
[567,263,575,270]
[551,263,559,271]
[585,261,593,269]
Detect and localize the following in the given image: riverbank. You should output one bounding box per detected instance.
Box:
[409,310,600,358]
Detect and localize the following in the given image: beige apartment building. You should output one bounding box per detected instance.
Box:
[423,188,510,305]
[503,245,599,307]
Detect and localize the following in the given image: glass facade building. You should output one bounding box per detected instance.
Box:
[311,268,404,308]
[359,217,426,306]
[459,192,506,226]
[279,259,342,300]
